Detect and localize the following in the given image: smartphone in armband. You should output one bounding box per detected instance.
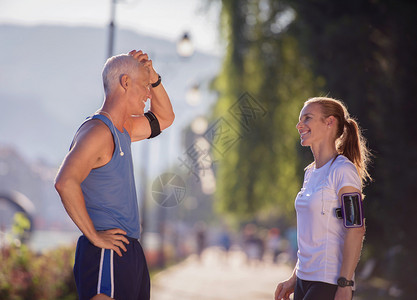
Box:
[335,192,364,228]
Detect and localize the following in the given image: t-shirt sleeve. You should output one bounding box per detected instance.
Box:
[331,161,362,195]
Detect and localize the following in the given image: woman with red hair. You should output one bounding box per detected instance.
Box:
[275,97,371,300]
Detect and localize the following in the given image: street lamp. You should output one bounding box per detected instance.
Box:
[186,84,201,106]
[176,32,195,58]
[191,116,208,135]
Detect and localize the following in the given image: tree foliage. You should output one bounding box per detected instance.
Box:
[213,0,319,221]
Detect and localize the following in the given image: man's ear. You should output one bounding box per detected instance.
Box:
[120,74,130,91]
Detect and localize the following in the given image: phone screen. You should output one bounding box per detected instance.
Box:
[342,193,363,228]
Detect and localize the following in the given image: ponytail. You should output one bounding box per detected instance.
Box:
[338,118,372,184]
[305,97,372,185]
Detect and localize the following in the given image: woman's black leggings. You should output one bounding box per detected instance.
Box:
[294,277,354,300]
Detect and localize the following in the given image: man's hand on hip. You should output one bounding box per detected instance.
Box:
[91,228,130,257]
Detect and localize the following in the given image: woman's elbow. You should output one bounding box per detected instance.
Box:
[350,225,366,239]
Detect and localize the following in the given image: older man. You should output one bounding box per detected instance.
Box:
[55,50,174,300]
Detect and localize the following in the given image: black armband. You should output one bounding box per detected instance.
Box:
[144,111,161,139]
[335,192,364,228]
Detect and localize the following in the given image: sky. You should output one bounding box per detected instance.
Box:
[0,0,224,55]
[0,0,224,168]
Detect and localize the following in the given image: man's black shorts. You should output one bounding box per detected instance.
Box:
[74,235,150,300]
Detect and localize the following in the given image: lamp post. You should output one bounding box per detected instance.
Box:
[107,0,117,58]
[177,32,195,58]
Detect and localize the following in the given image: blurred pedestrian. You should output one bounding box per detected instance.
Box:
[275,97,371,300]
[218,227,232,263]
[267,228,283,264]
[219,228,232,252]
[243,223,264,266]
[285,226,297,263]
[55,50,174,300]
[195,221,207,261]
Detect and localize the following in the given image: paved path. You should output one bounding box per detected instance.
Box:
[151,247,293,300]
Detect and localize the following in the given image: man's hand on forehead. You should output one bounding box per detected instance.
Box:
[129,49,159,83]
[129,49,148,62]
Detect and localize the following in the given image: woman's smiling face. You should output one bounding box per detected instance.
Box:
[296,103,328,147]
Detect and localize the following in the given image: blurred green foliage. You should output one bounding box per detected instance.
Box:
[214,0,417,297]
[0,244,77,300]
[212,0,320,222]
[11,212,31,243]
[0,211,76,299]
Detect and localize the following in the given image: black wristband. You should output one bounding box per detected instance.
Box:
[151,74,161,88]
[144,111,161,138]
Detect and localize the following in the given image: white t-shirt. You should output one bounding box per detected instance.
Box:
[295,155,361,285]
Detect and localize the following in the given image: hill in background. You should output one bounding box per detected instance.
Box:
[0,24,220,165]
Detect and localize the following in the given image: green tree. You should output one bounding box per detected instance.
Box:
[212,0,320,222]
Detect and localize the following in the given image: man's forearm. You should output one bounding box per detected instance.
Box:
[55,181,99,243]
[149,83,175,129]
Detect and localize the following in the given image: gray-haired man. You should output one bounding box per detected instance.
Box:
[55,50,174,300]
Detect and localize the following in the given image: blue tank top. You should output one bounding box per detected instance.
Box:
[73,114,140,239]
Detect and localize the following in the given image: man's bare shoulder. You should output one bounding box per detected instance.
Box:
[73,119,113,149]
[68,119,115,169]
